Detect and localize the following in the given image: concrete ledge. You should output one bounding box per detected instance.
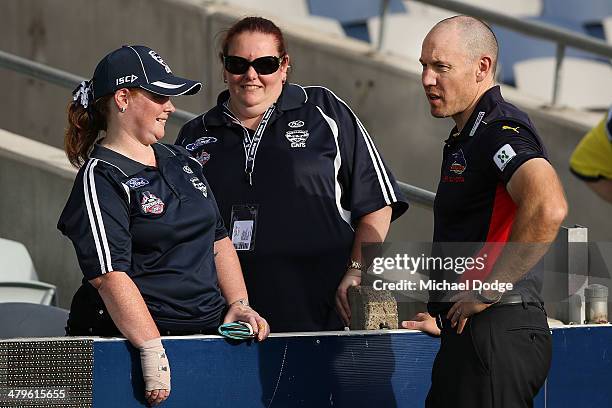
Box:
[0,129,79,308]
[0,129,76,179]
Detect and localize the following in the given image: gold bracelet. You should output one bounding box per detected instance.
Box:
[229,298,249,307]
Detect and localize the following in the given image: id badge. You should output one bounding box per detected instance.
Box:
[230,204,258,251]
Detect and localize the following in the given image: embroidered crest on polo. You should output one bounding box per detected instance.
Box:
[493,144,517,171]
[288,120,305,128]
[449,149,467,175]
[126,177,149,189]
[285,130,309,148]
[196,151,211,165]
[141,191,165,214]
[190,177,208,197]
[185,136,218,151]
[148,50,172,74]
[183,165,193,174]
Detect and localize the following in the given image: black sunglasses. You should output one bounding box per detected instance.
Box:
[223,55,284,75]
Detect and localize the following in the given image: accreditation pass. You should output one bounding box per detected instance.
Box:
[232,220,253,251]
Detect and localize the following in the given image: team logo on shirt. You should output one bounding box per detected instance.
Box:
[126,177,149,189]
[449,149,467,175]
[493,144,517,171]
[183,165,193,174]
[502,125,520,134]
[141,191,165,214]
[190,177,208,197]
[195,151,211,165]
[285,130,309,148]
[185,136,218,151]
[288,120,305,128]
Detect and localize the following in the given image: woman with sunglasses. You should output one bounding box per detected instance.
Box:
[177,17,408,332]
[58,45,269,406]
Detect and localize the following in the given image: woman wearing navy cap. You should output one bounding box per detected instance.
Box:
[58,45,268,406]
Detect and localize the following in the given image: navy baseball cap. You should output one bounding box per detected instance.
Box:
[91,45,202,99]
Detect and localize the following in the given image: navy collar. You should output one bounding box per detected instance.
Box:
[90,143,176,176]
[276,83,309,111]
[446,85,503,144]
[203,83,308,128]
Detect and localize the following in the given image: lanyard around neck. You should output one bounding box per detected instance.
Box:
[223,102,276,186]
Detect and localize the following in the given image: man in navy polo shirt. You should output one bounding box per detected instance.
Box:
[407,16,568,408]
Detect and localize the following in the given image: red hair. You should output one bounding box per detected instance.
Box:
[64,96,112,167]
[219,17,287,60]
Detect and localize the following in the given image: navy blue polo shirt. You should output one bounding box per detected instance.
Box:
[176,83,408,331]
[429,86,548,315]
[58,143,227,330]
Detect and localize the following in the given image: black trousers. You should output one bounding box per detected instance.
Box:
[426,303,552,408]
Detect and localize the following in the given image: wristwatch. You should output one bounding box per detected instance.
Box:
[346,259,364,271]
[475,288,502,304]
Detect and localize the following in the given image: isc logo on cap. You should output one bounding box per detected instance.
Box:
[116,74,138,85]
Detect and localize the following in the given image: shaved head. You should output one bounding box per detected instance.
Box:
[420,15,499,129]
[430,15,498,75]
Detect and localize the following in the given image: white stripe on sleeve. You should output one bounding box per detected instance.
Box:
[88,160,114,272]
[83,160,109,274]
[121,183,131,205]
[316,106,353,229]
[307,86,396,204]
[354,117,397,202]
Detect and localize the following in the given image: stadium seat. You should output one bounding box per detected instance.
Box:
[367,14,440,71]
[514,57,612,109]
[403,1,454,21]
[308,0,406,24]
[541,0,612,25]
[280,15,344,36]
[367,2,546,78]
[0,237,58,305]
[308,0,406,41]
[493,16,605,85]
[603,16,612,45]
[0,237,38,281]
[219,0,343,36]
[0,302,68,338]
[0,281,57,305]
[223,0,310,17]
[407,0,542,17]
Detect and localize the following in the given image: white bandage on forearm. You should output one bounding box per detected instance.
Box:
[139,338,171,391]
